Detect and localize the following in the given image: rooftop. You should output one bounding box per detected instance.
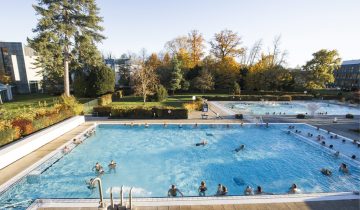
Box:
[342,59,360,65]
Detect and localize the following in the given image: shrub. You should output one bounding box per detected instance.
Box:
[99,94,113,106]
[110,106,188,119]
[296,114,306,119]
[93,106,112,116]
[183,99,203,111]
[11,119,34,135]
[235,114,243,119]
[232,82,241,95]
[60,94,83,115]
[113,90,123,100]
[154,85,168,102]
[0,128,18,146]
[345,114,354,119]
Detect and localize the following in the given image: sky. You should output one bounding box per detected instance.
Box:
[1,0,359,67]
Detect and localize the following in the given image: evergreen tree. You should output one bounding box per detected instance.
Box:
[28,0,105,96]
[169,56,183,94]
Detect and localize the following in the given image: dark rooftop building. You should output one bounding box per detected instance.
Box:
[334,59,360,90]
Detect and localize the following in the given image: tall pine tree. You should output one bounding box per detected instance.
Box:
[169,56,183,95]
[28,0,105,96]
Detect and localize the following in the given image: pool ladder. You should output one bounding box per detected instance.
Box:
[109,186,134,210]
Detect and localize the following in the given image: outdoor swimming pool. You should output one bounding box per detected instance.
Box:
[224,101,360,115]
[0,124,359,209]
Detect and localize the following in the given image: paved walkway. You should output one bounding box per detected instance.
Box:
[37,199,360,210]
[0,123,93,186]
[133,199,360,210]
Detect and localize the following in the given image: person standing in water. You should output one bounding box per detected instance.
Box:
[168,185,184,197]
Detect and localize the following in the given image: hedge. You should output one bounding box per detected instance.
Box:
[0,108,74,147]
[99,94,113,106]
[110,106,188,119]
[93,106,112,116]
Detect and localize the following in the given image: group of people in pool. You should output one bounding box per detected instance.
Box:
[168,182,301,197]
[93,161,117,174]
[86,161,117,189]
[321,163,350,176]
[287,126,358,160]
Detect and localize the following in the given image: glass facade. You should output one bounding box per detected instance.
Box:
[334,61,360,90]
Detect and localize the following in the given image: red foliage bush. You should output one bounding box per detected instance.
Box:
[11,119,34,135]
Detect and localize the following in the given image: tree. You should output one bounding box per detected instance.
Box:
[187,30,205,68]
[29,0,105,96]
[133,62,159,103]
[88,65,115,96]
[232,82,241,95]
[210,29,244,61]
[73,65,115,97]
[213,57,240,89]
[192,69,214,93]
[303,49,341,89]
[169,56,183,94]
[165,36,189,55]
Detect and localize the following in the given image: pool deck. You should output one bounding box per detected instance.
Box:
[0,123,93,187]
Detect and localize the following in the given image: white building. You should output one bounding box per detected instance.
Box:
[0,42,43,94]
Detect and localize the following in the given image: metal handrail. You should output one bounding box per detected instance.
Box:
[110,187,114,209]
[129,187,133,209]
[90,177,106,209]
[120,185,124,207]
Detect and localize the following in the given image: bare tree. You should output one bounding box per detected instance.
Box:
[210,29,245,61]
[133,60,159,103]
[246,39,263,66]
[268,35,287,66]
[164,36,189,55]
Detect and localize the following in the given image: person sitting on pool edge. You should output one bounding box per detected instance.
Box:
[168,185,183,197]
[235,144,245,152]
[339,163,349,174]
[216,184,228,196]
[195,140,207,146]
[108,160,117,169]
[321,168,332,176]
[244,186,254,195]
[288,184,301,194]
[198,181,207,196]
[255,186,263,195]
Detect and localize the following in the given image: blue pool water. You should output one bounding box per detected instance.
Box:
[0,124,359,209]
[225,101,360,115]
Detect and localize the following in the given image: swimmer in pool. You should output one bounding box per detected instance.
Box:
[85,178,96,189]
[235,144,245,152]
[288,184,300,194]
[108,160,117,169]
[339,163,349,174]
[195,140,208,146]
[321,168,332,176]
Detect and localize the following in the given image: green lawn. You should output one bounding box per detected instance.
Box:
[1,94,95,111]
[1,94,59,111]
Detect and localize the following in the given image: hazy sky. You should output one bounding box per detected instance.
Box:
[1,0,359,67]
